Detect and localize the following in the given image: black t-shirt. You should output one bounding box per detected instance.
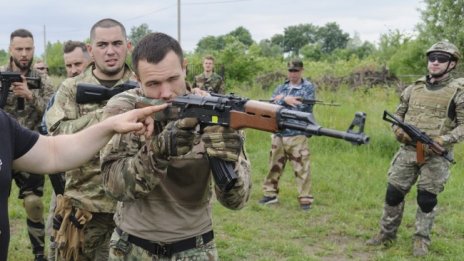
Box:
[0,109,39,261]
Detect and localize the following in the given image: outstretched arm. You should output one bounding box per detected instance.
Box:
[13,104,167,173]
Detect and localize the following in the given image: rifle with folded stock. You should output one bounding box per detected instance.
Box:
[75,81,138,104]
[383,110,454,164]
[0,71,41,110]
[136,93,369,191]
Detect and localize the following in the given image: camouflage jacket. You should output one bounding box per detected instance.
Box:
[272,78,315,137]
[1,64,55,130]
[100,88,251,242]
[396,75,464,147]
[45,64,134,213]
[192,72,225,94]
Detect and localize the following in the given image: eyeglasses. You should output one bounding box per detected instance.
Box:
[288,69,300,72]
[428,53,451,63]
[36,67,46,70]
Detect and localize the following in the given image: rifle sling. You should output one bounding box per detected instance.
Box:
[416,141,425,164]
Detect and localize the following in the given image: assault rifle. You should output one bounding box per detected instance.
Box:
[137,93,369,191]
[0,71,41,110]
[383,110,454,164]
[260,97,340,106]
[76,81,138,104]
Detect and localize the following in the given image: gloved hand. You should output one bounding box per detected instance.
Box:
[54,195,72,250]
[202,125,243,162]
[393,126,412,144]
[64,208,93,261]
[152,118,198,160]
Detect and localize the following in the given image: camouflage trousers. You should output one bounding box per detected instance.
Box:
[262,135,312,202]
[108,229,218,261]
[55,212,115,261]
[12,171,45,256]
[379,146,450,241]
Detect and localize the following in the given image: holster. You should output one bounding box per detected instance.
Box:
[53,195,93,261]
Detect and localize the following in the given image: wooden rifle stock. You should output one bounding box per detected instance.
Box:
[229,100,280,132]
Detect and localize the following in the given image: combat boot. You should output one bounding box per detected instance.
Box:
[366,201,405,246]
[365,233,396,246]
[413,237,429,257]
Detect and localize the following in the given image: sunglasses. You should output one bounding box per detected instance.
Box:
[288,69,300,72]
[428,53,451,63]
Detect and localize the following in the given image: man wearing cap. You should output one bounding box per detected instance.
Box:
[258,58,315,211]
[366,41,464,256]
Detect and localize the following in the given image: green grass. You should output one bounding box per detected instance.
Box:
[8,86,464,260]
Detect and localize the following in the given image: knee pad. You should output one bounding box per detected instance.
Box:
[417,190,437,213]
[23,194,44,222]
[385,183,404,206]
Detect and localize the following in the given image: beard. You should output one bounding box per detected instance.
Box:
[12,57,33,71]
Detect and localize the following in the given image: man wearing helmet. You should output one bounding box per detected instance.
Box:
[366,41,464,256]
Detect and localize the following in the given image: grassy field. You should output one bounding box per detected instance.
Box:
[8,85,464,260]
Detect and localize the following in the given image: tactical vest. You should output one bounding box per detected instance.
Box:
[404,78,463,137]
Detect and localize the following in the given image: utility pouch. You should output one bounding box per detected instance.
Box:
[110,229,132,256]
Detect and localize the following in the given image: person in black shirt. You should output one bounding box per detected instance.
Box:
[0,103,166,261]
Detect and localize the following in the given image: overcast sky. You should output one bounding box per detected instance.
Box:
[0,0,424,56]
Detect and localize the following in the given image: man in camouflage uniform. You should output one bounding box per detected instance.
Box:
[44,40,91,261]
[100,32,251,261]
[366,41,464,256]
[258,59,315,211]
[192,55,225,94]
[1,28,55,261]
[63,40,92,78]
[45,18,133,261]
[33,60,48,76]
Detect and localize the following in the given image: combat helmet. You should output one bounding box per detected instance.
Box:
[426,41,461,61]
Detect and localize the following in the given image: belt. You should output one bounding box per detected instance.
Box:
[116,227,214,257]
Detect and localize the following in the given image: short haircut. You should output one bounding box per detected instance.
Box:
[203,55,215,62]
[63,40,88,54]
[10,29,33,41]
[90,18,126,42]
[132,32,183,76]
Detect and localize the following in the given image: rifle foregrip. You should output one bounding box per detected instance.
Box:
[208,156,238,191]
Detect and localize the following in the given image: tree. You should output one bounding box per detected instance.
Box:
[227,26,254,47]
[0,49,8,65]
[195,35,225,53]
[129,23,153,47]
[282,24,318,55]
[417,0,464,49]
[44,41,65,76]
[270,34,285,48]
[257,39,282,58]
[316,22,350,53]
[300,44,323,61]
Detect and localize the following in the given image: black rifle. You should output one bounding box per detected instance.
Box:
[0,71,41,110]
[137,93,369,191]
[383,110,454,163]
[76,81,138,104]
[260,97,340,106]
